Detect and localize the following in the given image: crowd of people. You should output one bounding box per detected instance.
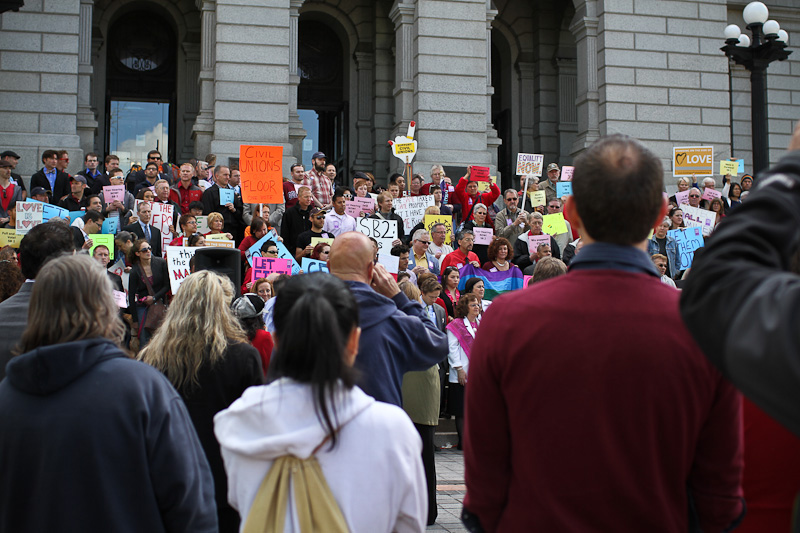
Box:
[1,132,799,533]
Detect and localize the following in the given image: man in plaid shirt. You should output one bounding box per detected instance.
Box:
[305,151,333,208]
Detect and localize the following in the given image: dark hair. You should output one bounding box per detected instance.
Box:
[730,182,742,198]
[41,149,58,163]
[419,275,442,294]
[147,150,161,159]
[179,213,196,230]
[128,239,148,264]
[82,210,104,224]
[290,163,304,173]
[145,162,159,171]
[85,194,101,205]
[390,244,409,257]
[189,201,204,212]
[271,273,291,295]
[332,187,347,202]
[108,168,124,178]
[187,233,204,247]
[18,222,74,279]
[388,172,403,185]
[250,216,266,236]
[396,272,411,284]
[136,189,153,200]
[269,273,359,449]
[260,240,277,253]
[442,266,460,288]
[104,154,120,164]
[429,184,441,193]
[487,237,512,262]
[455,293,479,319]
[573,134,663,244]
[0,260,24,303]
[85,152,98,161]
[115,230,133,245]
[464,277,483,295]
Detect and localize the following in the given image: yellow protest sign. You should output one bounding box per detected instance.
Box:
[476,175,497,193]
[542,213,568,235]
[720,160,739,176]
[528,191,546,207]
[204,239,235,248]
[205,233,231,241]
[310,237,335,248]
[89,234,115,259]
[673,146,714,177]
[424,214,453,244]
[394,142,416,154]
[0,228,23,248]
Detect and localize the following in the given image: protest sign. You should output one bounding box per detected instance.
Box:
[273,238,302,275]
[720,160,739,176]
[89,234,115,259]
[239,145,283,203]
[424,214,453,244]
[246,234,272,266]
[15,202,43,234]
[471,166,490,182]
[345,201,362,218]
[702,188,722,201]
[150,202,174,257]
[112,290,128,308]
[0,228,23,247]
[393,194,434,234]
[561,166,575,181]
[473,227,493,245]
[301,257,330,273]
[669,227,704,270]
[103,185,125,203]
[675,190,690,205]
[377,254,400,274]
[102,217,118,234]
[166,245,197,294]
[352,196,375,215]
[219,188,234,205]
[528,190,546,207]
[682,205,716,236]
[737,159,745,173]
[542,213,568,235]
[204,238,235,248]
[196,215,209,234]
[252,256,292,279]
[516,153,544,176]
[69,211,84,224]
[198,179,211,191]
[556,182,573,197]
[205,233,231,241]
[476,175,497,193]
[27,200,69,222]
[390,123,418,163]
[357,217,398,253]
[673,146,714,177]
[310,237,335,248]
[107,259,129,291]
[527,234,551,255]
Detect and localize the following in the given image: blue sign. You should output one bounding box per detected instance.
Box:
[69,211,85,224]
[556,182,573,198]
[27,199,69,222]
[219,188,234,205]
[102,217,119,235]
[737,159,745,174]
[669,227,704,270]
[246,230,300,274]
[301,257,329,273]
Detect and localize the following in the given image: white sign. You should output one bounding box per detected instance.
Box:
[378,254,400,274]
[166,245,197,294]
[357,217,398,253]
[682,205,716,237]
[516,153,544,176]
[393,194,434,234]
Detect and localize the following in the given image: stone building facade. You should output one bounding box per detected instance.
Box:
[0,0,797,191]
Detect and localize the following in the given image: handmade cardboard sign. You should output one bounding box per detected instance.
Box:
[89,234,115,259]
[424,214,453,244]
[702,188,722,201]
[301,257,329,273]
[561,166,575,181]
[720,160,739,176]
[675,190,690,205]
[673,146,714,177]
[239,145,283,203]
[102,217,119,235]
[252,256,292,278]
[219,188,234,205]
[516,153,544,176]
[310,237,335,248]
[27,200,69,222]
[527,234,551,255]
[103,185,125,203]
[15,202,43,234]
[471,166,491,182]
[528,191,546,207]
[669,227,704,270]
[682,205,716,237]
[112,290,128,308]
[542,213,568,235]
[473,227,493,245]
[166,245,197,294]
[556,182,573,197]
[0,228,23,247]
[196,215,209,234]
[394,194,434,234]
[357,217,398,253]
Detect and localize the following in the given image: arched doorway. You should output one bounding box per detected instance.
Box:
[298,18,348,184]
[105,10,177,168]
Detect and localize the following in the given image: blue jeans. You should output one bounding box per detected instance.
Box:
[136,306,152,347]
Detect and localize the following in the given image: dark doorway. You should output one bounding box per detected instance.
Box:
[298,19,348,185]
[105,10,176,168]
[491,33,513,191]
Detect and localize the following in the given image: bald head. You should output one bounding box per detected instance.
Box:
[329,232,375,283]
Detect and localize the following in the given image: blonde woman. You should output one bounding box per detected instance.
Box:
[204,211,233,240]
[0,254,216,531]
[139,271,264,533]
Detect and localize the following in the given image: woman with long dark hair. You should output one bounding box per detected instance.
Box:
[215,273,426,532]
[127,238,169,347]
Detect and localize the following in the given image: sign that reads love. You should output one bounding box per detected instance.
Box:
[673,146,714,177]
[239,145,284,204]
[15,202,44,235]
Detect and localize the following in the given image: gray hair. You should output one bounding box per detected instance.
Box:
[473,203,487,214]
[456,229,474,242]
[677,177,691,186]
[702,177,716,187]
[528,211,544,222]
[412,229,429,242]
[503,188,518,198]
[431,223,447,233]
[430,164,444,176]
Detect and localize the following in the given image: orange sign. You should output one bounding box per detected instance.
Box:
[239,145,284,203]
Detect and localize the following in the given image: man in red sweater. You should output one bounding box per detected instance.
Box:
[463,135,744,532]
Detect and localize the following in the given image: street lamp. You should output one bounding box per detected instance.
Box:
[721,1,791,175]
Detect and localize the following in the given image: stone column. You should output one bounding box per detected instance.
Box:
[181,42,201,160]
[76,0,98,153]
[353,48,375,172]
[569,0,600,157]
[485,5,501,168]
[389,0,415,137]
[192,0,216,157]
[288,0,306,161]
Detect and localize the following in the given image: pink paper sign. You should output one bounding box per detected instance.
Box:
[473,227,493,245]
[527,234,551,255]
[112,290,127,308]
[352,196,375,214]
[103,185,125,203]
[471,166,491,182]
[675,190,690,205]
[252,256,292,279]
[561,166,574,181]
[345,200,362,217]
[523,275,533,286]
[701,188,721,201]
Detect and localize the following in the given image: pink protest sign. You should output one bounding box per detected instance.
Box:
[103,185,125,203]
[471,166,491,182]
[112,290,128,308]
[345,200,362,217]
[523,275,532,286]
[473,227,493,245]
[252,256,292,279]
[352,196,375,214]
[701,188,721,201]
[527,234,551,255]
[561,166,574,181]
[675,190,690,205]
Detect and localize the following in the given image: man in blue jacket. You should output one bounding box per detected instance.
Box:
[329,231,448,406]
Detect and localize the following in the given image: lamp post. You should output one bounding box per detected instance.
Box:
[721,1,791,175]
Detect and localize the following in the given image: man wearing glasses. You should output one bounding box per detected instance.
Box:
[408,229,440,276]
[132,151,171,191]
[687,187,702,208]
[294,206,334,260]
[427,223,453,260]
[494,189,529,247]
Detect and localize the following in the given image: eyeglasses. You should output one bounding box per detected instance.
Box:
[506,197,518,202]
[265,250,278,255]
[150,156,162,160]
[59,157,69,162]
[417,240,430,246]
[689,194,700,198]
[315,215,325,220]
[186,221,197,225]
[139,247,152,253]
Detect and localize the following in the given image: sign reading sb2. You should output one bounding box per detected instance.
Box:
[356,218,398,252]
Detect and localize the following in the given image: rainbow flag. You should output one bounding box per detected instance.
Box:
[457,265,524,300]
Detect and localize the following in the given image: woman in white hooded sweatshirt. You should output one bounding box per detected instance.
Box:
[214,272,427,533]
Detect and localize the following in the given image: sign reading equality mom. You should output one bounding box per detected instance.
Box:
[673,146,714,177]
[239,145,284,204]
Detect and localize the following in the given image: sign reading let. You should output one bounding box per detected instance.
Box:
[239,145,284,204]
[673,146,714,177]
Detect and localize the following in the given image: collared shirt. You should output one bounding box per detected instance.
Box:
[43,167,56,190]
[414,252,429,271]
[323,211,357,237]
[569,242,660,277]
[139,221,152,241]
[305,168,333,206]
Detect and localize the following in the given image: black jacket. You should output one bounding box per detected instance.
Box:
[123,222,162,258]
[30,168,70,204]
[681,150,800,438]
[128,257,170,311]
[202,184,244,239]
[512,232,560,272]
[0,338,217,532]
[280,203,312,252]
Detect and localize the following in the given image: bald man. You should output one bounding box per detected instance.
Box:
[329,232,448,406]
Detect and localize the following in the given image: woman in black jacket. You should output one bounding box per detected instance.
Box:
[127,238,169,347]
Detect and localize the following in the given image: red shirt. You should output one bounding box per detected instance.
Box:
[283,181,300,209]
[169,183,202,215]
[251,329,274,377]
[440,249,479,271]
[453,176,500,222]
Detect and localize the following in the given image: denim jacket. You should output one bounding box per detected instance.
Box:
[647,235,679,278]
